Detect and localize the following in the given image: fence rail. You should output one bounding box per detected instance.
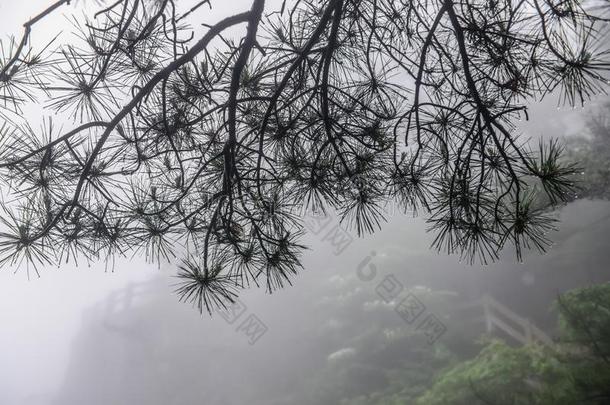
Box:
[481,294,553,346]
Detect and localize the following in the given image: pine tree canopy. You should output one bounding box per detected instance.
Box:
[0,0,608,312]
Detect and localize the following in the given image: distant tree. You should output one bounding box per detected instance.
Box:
[554,283,610,403]
[565,102,610,200]
[416,283,610,405]
[306,286,460,405]
[0,0,608,311]
[416,339,574,405]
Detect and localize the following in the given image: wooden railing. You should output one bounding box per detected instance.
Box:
[104,281,155,314]
[451,293,553,346]
[481,294,553,346]
[99,280,167,332]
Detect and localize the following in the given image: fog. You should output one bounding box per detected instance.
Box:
[2,197,609,404]
[0,1,609,405]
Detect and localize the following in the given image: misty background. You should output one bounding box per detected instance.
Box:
[0,1,609,404]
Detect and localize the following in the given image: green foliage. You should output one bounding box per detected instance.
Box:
[330,333,454,405]
[304,286,461,405]
[555,283,610,403]
[564,103,610,200]
[557,283,610,355]
[415,340,574,405]
[416,283,610,405]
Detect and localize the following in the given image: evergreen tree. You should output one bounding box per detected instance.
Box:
[0,0,608,310]
[416,283,610,405]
